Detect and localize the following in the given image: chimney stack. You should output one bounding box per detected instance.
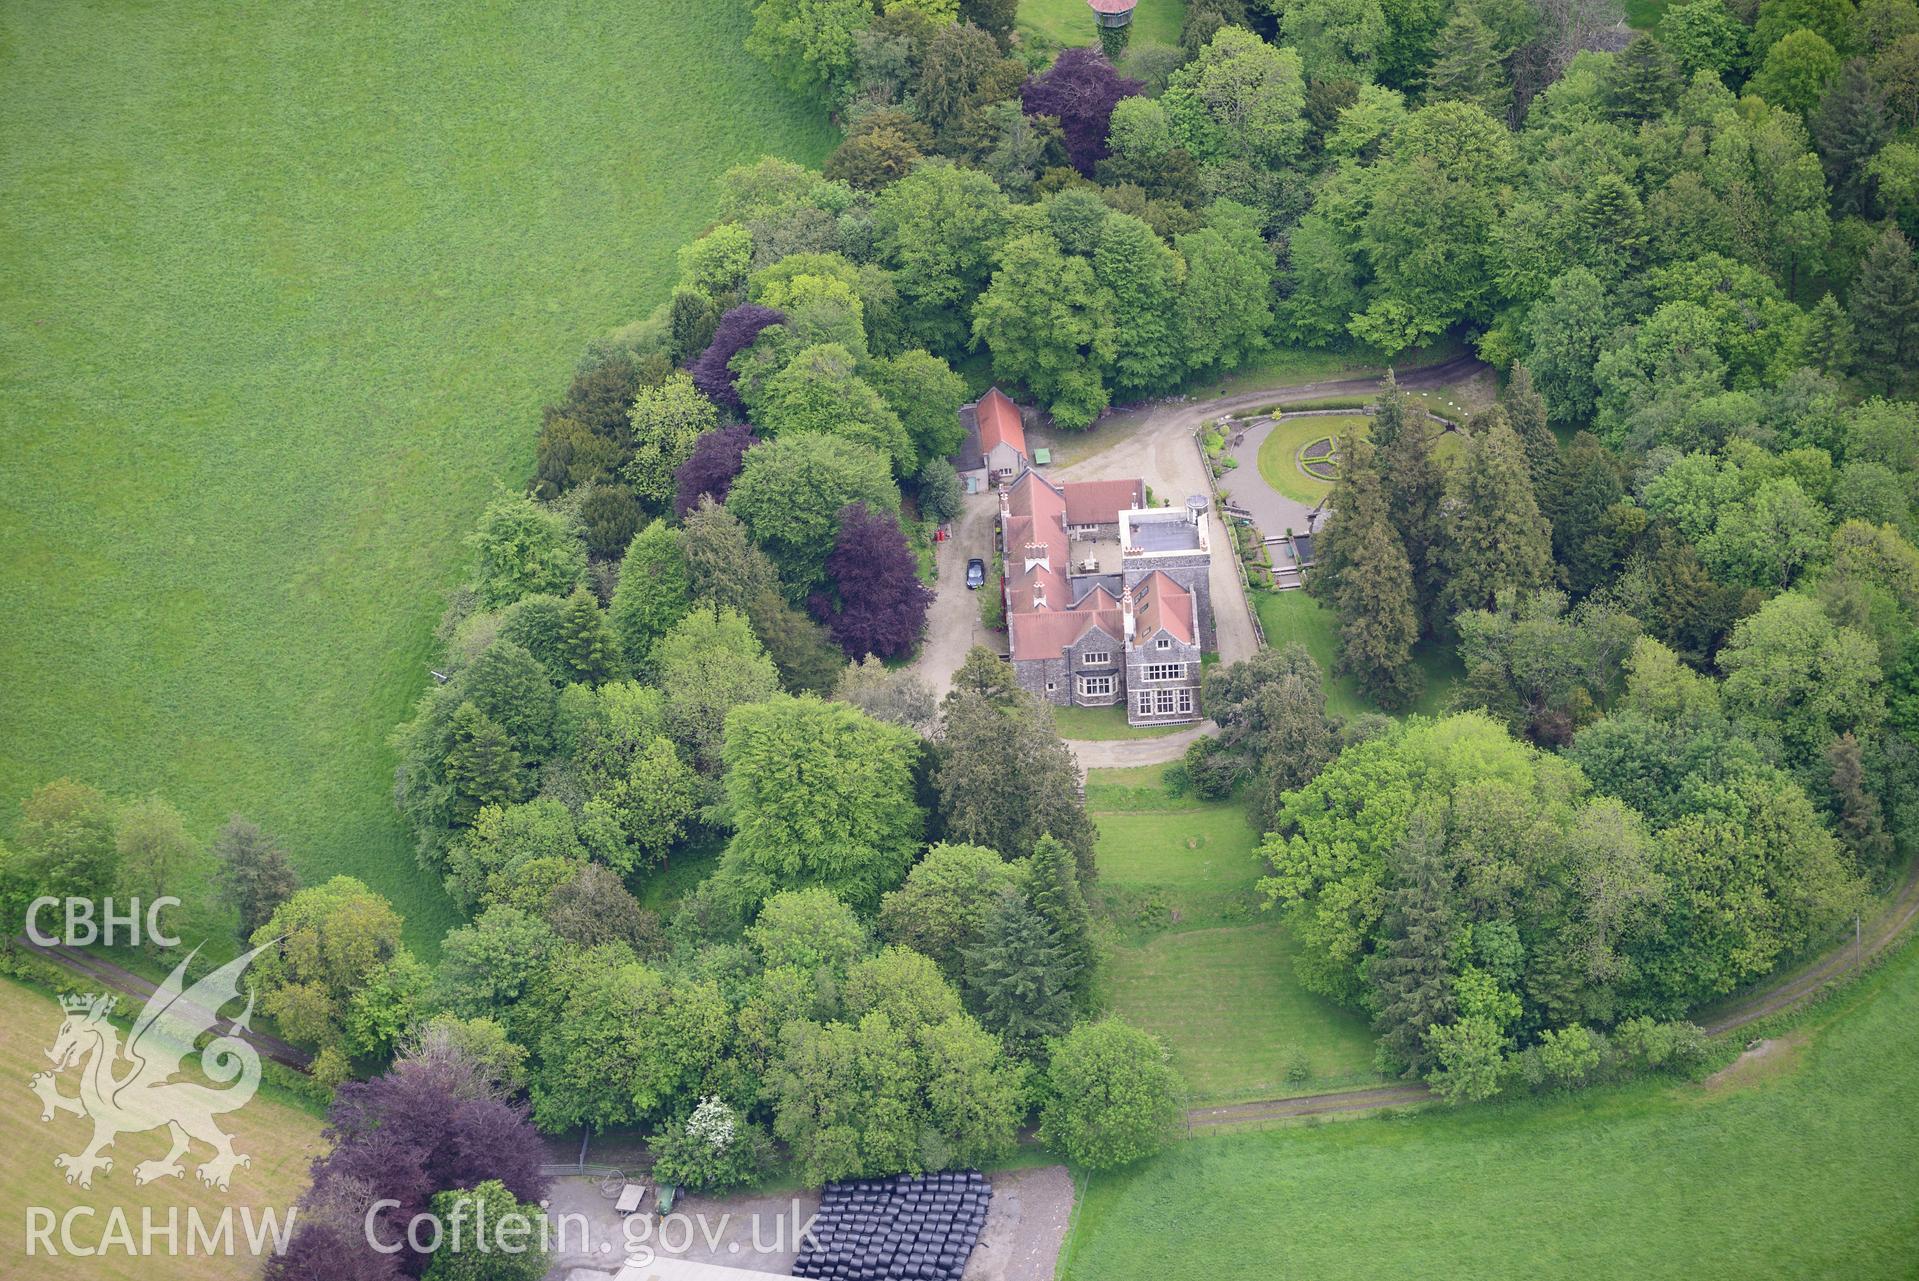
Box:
[1023,541,1049,574]
[1121,583,1136,642]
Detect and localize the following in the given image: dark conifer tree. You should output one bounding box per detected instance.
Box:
[1436,412,1555,626]
[1503,362,1559,489]
[1802,292,1857,375]
[1313,434,1423,708]
[1254,668,1335,830]
[1608,32,1681,121]
[936,665,1098,874]
[963,890,1078,1055]
[1369,813,1457,1075]
[1851,226,1919,390]
[1369,371,1445,630]
[1812,59,1891,216]
[1029,834,1095,1008]
[1548,431,1628,597]
[443,703,522,826]
[556,585,619,685]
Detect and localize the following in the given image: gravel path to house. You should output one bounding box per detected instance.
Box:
[910,486,1002,700]
[1218,417,1322,540]
[1066,720,1216,769]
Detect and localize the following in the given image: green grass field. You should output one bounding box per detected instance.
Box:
[0,978,324,1280]
[1018,0,1185,54]
[1063,935,1919,1280]
[1254,414,1371,505]
[1106,922,1380,1101]
[1253,589,1461,720]
[1087,770,1380,1100]
[0,0,836,956]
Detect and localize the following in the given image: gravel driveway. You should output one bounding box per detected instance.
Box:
[911,487,1000,701]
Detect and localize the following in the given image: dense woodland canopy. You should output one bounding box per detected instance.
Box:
[9,0,1919,1231]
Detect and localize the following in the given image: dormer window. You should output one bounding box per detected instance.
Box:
[1155,637,1171,650]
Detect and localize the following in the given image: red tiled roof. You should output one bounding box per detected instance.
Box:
[1008,607,1123,660]
[1062,479,1145,527]
[1089,0,1137,12]
[1132,571,1195,646]
[977,388,1027,459]
[1004,469,1165,662]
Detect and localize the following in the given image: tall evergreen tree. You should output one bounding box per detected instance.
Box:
[1503,362,1558,489]
[443,703,522,826]
[1028,834,1095,1009]
[1436,413,1555,626]
[1548,432,1627,597]
[211,816,301,938]
[1803,292,1858,375]
[1573,173,1649,281]
[1368,812,1456,1075]
[1851,225,1919,390]
[1254,668,1335,830]
[1812,58,1892,215]
[1313,434,1423,708]
[1827,732,1895,866]
[1608,32,1681,121]
[681,497,782,615]
[936,663,1099,875]
[556,586,619,685]
[963,891,1078,1055]
[1370,371,1445,629]
[1424,9,1510,120]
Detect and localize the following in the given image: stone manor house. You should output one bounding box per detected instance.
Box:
[963,389,1213,727]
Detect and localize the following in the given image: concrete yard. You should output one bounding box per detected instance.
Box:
[549,1164,1074,1281]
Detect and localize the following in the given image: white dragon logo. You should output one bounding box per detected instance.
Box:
[28,942,270,1191]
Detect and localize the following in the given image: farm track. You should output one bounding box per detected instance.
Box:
[1184,856,1919,1129]
[15,935,313,1071]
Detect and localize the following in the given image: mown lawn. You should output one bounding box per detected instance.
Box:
[1064,936,1919,1281]
[1106,922,1380,1101]
[1253,414,1371,505]
[0,977,325,1280]
[1052,702,1193,741]
[1087,770,1379,1099]
[0,0,836,956]
[1253,589,1461,720]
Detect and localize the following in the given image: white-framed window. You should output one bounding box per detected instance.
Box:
[1081,651,1113,667]
[1178,687,1193,714]
[1080,674,1114,697]
[1136,690,1153,716]
[1156,689,1177,714]
[1155,637,1172,650]
[1144,663,1184,682]
[1045,681,1056,692]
